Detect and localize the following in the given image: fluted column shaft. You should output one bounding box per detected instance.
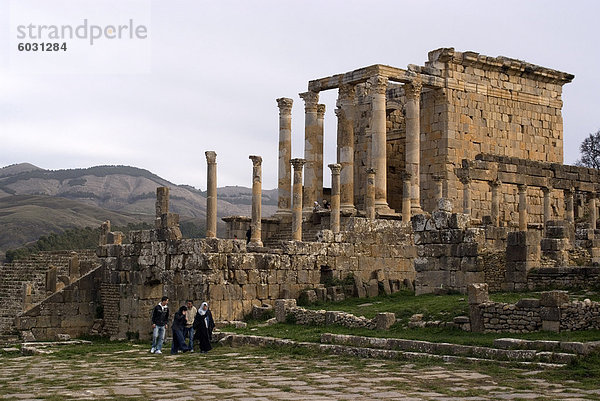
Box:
[402,172,412,223]
[542,186,552,225]
[366,168,376,220]
[291,159,306,241]
[328,163,341,233]
[299,91,319,210]
[249,156,263,247]
[276,98,293,217]
[490,179,501,227]
[565,189,574,223]
[460,177,472,216]
[369,75,389,210]
[405,80,423,213]
[518,184,528,231]
[336,84,356,212]
[316,104,325,205]
[205,151,217,238]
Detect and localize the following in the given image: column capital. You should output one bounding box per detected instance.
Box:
[299,91,319,112]
[541,185,553,194]
[404,79,423,101]
[328,163,341,175]
[317,104,326,118]
[338,83,356,102]
[459,176,472,185]
[249,155,262,166]
[276,97,293,114]
[401,170,412,181]
[564,187,574,195]
[368,75,388,95]
[290,158,306,169]
[517,183,528,192]
[205,151,217,164]
[489,178,502,188]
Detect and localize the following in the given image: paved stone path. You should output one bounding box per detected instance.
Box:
[0,344,598,400]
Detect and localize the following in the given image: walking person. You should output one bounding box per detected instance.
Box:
[193,302,215,353]
[184,300,197,352]
[170,305,190,354]
[150,296,169,354]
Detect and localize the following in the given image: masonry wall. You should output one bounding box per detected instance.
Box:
[15,266,102,340]
[527,267,600,290]
[98,217,416,340]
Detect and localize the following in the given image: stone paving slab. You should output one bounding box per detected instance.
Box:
[0,344,597,400]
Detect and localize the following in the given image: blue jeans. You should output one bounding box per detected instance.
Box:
[184,327,194,350]
[151,325,166,351]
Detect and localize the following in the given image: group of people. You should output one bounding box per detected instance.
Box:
[149,296,215,355]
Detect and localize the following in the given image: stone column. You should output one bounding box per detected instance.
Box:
[365,168,376,220]
[405,80,423,213]
[299,91,319,210]
[460,177,472,216]
[518,184,528,231]
[369,75,389,210]
[316,104,326,205]
[432,173,443,208]
[542,186,552,225]
[565,188,574,223]
[402,171,412,223]
[590,194,597,230]
[290,158,306,241]
[490,179,501,227]
[205,151,217,238]
[328,163,341,233]
[249,155,263,247]
[276,98,293,217]
[336,84,356,212]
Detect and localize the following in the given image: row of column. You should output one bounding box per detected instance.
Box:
[459,177,583,230]
[276,76,423,219]
[203,150,345,244]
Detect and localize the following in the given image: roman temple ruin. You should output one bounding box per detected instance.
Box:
[4,47,600,342]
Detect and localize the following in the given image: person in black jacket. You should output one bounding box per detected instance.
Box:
[193,302,215,353]
[150,296,169,354]
[170,305,190,354]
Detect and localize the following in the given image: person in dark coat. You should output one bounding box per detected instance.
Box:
[193,302,215,353]
[245,228,251,244]
[170,305,190,354]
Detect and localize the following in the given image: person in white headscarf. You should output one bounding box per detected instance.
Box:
[193,302,215,353]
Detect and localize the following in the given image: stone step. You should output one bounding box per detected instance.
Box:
[218,333,570,368]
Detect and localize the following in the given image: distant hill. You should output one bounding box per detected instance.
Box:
[0,163,279,255]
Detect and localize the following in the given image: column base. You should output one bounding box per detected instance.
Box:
[248,240,263,247]
[340,205,357,216]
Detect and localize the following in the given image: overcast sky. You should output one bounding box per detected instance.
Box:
[1,0,599,190]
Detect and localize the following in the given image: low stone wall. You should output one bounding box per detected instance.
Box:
[527,266,600,290]
[15,266,103,341]
[561,300,600,331]
[278,301,395,330]
[469,285,600,333]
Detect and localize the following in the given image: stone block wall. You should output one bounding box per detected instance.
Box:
[15,266,103,340]
[527,266,600,290]
[97,217,416,340]
[412,206,485,295]
[469,286,599,333]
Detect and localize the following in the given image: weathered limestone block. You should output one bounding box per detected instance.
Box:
[375,312,396,330]
[540,290,569,307]
[468,283,489,304]
[275,299,297,322]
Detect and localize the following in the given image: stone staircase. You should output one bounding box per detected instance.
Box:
[0,250,98,341]
[264,221,323,248]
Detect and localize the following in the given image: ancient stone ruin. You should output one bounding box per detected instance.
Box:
[3,47,600,341]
